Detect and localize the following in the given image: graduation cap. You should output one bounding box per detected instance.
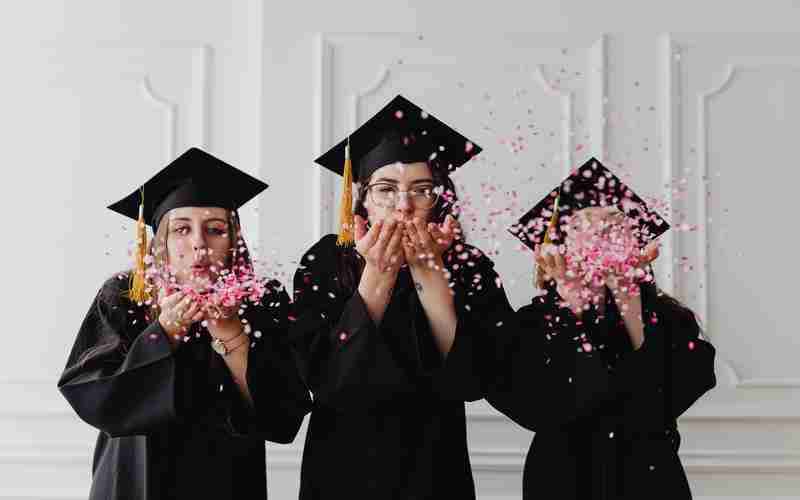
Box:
[508,157,670,252]
[314,94,482,246]
[107,147,268,302]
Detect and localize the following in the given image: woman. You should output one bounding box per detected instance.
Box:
[290,95,514,499]
[491,157,717,499]
[58,147,311,500]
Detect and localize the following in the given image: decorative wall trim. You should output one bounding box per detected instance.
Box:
[189,44,211,149]
[532,64,573,177]
[696,60,800,389]
[659,33,679,295]
[588,34,608,162]
[348,65,391,133]
[4,441,799,475]
[141,74,177,162]
[312,34,334,240]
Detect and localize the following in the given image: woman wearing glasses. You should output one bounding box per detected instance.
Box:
[289,95,514,499]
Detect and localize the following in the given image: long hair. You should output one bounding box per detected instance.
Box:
[336,164,461,293]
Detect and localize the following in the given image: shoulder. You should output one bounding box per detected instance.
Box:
[444,242,510,303]
[96,272,136,309]
[295,234,360,287]
[244,279,290,327]
[298,234,345,269]
[517,291,556,320]
[261,278,290,304]
[518,293,548,314]
[444,241,497,275]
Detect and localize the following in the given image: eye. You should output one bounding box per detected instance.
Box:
[376,185,396,194]
[412,186,434,197]
[207,226,227,236]
[172,226,190,235]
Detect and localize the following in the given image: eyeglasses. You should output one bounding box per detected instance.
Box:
[366,182,440,210]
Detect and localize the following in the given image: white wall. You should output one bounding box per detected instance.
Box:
[2,1,800,499]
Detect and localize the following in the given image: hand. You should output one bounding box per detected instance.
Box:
[354,215,405,273]
[429,214,461,255]
[605,240,660,294]
[402,216,456,270]
[158,291,204,339]
[535,243,605,316]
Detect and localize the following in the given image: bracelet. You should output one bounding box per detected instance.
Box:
[225,335,250,355]
[211,326,246,356]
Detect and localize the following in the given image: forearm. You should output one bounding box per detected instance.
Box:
[209,319,254,405]
[357,263,398,325]
[410,259,457,356]
[221,346,252,405]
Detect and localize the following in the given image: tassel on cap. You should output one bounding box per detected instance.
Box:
[537,193,560,287]
[129,188,151,303]
[543,193,560,245]
[336,140,355,246]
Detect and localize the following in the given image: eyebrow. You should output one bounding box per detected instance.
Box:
[169,217,228,224]
[372,177,434,185]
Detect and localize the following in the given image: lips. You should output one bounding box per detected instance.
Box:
[191,263,210,273]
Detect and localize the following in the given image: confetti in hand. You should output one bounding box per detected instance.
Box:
[563,207,657,298]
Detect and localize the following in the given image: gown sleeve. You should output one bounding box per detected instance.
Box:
[425,244,515,402]
[487,292,612,432]
[610,283,717,419]
[289,235,419,411]
[57,275,203,438]
[488,283,717,432]
[224,281,312,443]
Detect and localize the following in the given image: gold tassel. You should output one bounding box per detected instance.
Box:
[537,193,560,288]
[336,141,355,246]
[129,189,150,303]
[543,193,560,245]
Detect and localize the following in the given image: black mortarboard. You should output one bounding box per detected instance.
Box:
[314,94,482,245]
[508,157,670,252]
[107,147,268,303]
[107,147,268,231]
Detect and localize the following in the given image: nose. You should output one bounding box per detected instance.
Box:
[394,192,414,217]
[191,230,208,253]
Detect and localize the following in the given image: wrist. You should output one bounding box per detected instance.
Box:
[359,262,398,297]
[408,255,445,274]
[158,315,183,341]
[208,316,243,341]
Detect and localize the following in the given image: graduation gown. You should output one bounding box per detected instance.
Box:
[58,274,311,500]
[488,283,716,500]
[290,234,513,500]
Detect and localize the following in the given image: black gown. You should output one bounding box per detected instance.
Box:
[488,282,716,500]
[58,274,311,500]
[289,234,514,500]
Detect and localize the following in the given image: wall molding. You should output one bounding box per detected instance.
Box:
[141,74,178,162]
[312,34,334,240]
[696,59,800,389]
[4,441,799,476]
[588,34,608,162]
[140,44,210,162]
[532,64,574,177]
[659,33,679,294]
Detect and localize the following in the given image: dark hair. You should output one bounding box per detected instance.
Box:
[336,163,461,293]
